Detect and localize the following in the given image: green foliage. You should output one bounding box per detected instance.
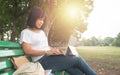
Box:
[78,32,120,47]
[0,0,93,46]
[79,37,101,46]
[113,32,120,47]
[104,37,114,46]
[0,0,30,41]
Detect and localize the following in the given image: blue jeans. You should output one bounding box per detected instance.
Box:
[38,54,97,75]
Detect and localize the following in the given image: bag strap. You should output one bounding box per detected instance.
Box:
[10,57,17,69]
[62,71,65,75]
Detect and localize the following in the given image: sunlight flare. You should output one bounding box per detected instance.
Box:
[66,5,80,19]
[68,6,79,18]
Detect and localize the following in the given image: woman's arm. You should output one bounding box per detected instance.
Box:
[22,42,62,56]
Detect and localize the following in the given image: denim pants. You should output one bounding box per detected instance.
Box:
[38,54,97,75]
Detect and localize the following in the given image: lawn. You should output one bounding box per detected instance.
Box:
[76,46,120,75]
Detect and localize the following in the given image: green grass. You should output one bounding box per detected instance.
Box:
[76,46,120,75]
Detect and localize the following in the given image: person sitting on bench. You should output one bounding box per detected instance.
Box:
[19,6,97,75]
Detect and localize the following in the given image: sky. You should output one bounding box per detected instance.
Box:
[82,0,120,39]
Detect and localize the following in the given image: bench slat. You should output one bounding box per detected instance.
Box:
[54,71,69,75]
[0,41,21,48]
[0,60,13,70]
[0,69,15,75]
[0,50,24,58]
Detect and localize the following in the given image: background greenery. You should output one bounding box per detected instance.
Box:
[76,32,120,47]
[0,0,93,46]
[0,0,119,47]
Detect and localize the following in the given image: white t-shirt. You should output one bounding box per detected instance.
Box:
[20,29,51,61]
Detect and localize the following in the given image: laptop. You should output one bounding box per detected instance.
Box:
[64,34,79,56]
[64,45,79,56]
[53,34,79,56]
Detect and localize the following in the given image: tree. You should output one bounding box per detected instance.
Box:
[0,0,94,46]
[48,0,94,46]
[103,37,114,46]
[113,32,120,47]
[0,0,30,41]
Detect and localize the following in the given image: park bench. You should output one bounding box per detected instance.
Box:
[0,41,69,75]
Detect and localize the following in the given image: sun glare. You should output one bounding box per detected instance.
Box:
[68,7,78,18]
[66,5,79,19]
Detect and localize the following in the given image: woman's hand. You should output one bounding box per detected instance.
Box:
[46,48,62,55]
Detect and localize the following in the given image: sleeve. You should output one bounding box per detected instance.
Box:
[19,30,32,44]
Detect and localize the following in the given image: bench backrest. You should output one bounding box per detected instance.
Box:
[0,41,24,75]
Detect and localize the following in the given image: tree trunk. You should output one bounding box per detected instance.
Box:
[0,29,4,40]
[10,0,18,41]
[10,19,17,41]
[0,33,3,40]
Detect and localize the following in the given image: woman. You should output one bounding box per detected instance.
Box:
[20,7,97,75]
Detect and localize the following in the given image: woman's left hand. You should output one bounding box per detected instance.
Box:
[46,48,62,55]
